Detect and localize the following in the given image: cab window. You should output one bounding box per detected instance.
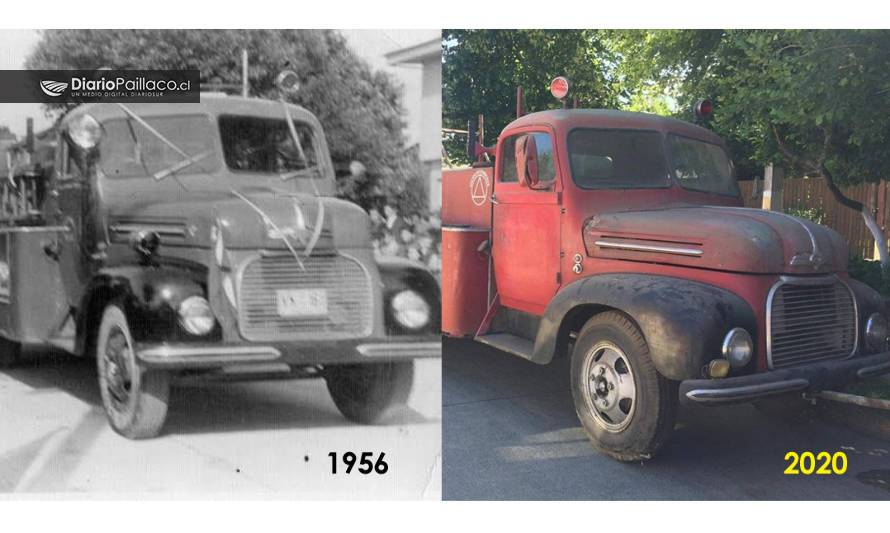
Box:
[499,132,556,185]
[99,115,219,178]
[568,128,669,190]
[219,115,319,174]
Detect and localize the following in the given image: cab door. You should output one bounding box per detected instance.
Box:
[48,139,92,307]
[491,130,562,316]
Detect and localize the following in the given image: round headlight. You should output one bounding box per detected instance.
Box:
[391,289,431,331]
[67,113,103,150]
[865,313,889,352]
[178,296,216,335]
[722,327,753,369]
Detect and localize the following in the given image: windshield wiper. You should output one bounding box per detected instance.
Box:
[153,151,211,181]
[116,103,207,187]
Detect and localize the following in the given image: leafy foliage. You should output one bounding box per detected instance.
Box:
[608,30,890,185]
[25,29,428,216]
[442,30,619,165]
[784,205,827,225]
[848,255,890,296]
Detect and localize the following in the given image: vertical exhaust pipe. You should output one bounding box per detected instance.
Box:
[241,49,249,98]
[25,117,34,154]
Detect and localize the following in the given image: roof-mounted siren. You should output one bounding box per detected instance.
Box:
[694,98,714,123]
[276,70,301,96]
[550,76,578,109]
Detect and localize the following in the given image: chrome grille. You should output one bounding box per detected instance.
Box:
[237,253,373,341]
[767,278,857,369]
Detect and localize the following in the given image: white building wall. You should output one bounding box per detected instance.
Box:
[341,30,442,211]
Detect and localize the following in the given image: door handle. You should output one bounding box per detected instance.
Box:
[490,194,499,205]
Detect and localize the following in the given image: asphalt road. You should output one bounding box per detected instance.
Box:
[0,347,441,498]
[443,337,890,500]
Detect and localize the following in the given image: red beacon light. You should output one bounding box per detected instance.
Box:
[550,77,570,100]
[694,98,713,121]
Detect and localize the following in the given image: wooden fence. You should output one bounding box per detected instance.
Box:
[738,177,889,259]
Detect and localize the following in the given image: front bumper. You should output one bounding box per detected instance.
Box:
[680,351,890,405]
[136,336,441,369]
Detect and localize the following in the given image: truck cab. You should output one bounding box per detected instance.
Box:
[0,80,440,439]
[442,90,890,461]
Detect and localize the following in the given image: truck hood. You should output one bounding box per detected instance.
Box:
[583,205,848,275]
[106,188,371,252]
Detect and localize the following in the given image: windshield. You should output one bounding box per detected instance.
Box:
[99,115,218,178]
[667,134,738,196]
[219,115,319,175]
[567,129,670,190]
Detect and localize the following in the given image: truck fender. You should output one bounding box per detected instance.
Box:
[532,273,757,381]
[846,278,886,353]
[375,255,441,335]
[76,264,209,354]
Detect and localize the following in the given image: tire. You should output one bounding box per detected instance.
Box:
[325,361,414,424]
[570,311,678,461]
[96,303,170,439]
[0,336,21,369]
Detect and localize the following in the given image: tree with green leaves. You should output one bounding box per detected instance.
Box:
[609,29,890,265]
[442,29,618,165]
[24,29,427,216]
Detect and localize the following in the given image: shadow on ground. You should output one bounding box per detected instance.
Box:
[5,346,432,438]
[443,337,890,500]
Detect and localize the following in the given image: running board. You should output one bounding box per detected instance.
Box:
[475,333,535,361]
[46,312,77,354]
[46,335,75,353]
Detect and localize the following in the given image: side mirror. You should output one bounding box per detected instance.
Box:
[514,134,539,189]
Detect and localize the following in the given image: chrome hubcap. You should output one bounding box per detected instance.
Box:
[104,326,133,411]
[583,342,636,432]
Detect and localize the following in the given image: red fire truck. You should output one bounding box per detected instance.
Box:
[0,71,441,439]
[441,78,890,461]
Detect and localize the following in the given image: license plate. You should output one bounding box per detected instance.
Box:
[275,289,328,317]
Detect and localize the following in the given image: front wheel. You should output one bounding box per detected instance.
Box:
[570,311,678,461]
[96,303,170,439]
[325,361,414,424]
[0,336,22,369]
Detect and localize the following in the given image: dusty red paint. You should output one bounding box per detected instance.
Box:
[441,227,489,337]
[442,109,852,372]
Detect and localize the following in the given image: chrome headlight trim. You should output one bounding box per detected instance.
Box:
[178,295,216,336]
[722,327,754,369]
[67,113,103,150]
[865,313,889,352]
[390,289,431,331]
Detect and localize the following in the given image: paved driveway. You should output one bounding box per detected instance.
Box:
[443,338,890,500]
[0,348,441,498]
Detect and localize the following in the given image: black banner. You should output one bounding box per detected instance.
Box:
[0,70,200,103]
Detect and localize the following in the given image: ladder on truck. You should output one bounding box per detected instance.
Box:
[0,172,45,225]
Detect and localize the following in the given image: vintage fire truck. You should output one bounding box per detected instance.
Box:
[0,72,441,439]
[441,78,890,461]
